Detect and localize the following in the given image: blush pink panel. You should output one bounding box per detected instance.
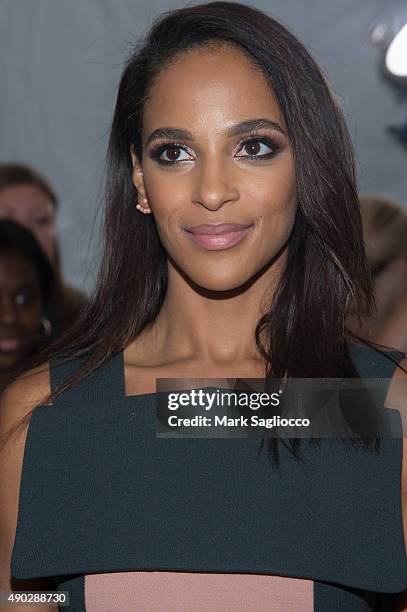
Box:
[85,571,313,611]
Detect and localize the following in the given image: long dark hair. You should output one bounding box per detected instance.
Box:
[5,1,383,463]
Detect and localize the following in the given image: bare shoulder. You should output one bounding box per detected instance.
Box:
[0,362,51,433]
[0,362,51,590]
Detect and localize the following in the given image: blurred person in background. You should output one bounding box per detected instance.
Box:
[0,163,88,337]
[349,194,407,352]
[0,220,56,391]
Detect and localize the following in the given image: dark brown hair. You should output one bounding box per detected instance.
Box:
[4,2,387,465]
[0,163,58,209]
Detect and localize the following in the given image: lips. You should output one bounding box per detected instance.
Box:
[0,336,23,352]
[185,223,252,235]
[184,223,254,251]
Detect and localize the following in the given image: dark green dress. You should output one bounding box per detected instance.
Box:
[10,344,407,610]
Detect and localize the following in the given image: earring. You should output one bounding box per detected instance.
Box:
[39,317,53,338]
[136,196,152,214]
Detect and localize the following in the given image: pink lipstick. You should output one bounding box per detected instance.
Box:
[184,223,253,251]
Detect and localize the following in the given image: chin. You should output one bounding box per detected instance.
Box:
[170,253,259,292]
[0,346,33,372]
[0,357,20,371]
[190,271,255,293]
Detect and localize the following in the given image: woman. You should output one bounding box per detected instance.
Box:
[0,163,88,336]
[0,220,55,391]
[348,194,407,352]
[0,2,406,610]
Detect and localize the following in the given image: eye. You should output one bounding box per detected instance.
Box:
[235,137,279,159]
[15,291,37,306]
[34,216,52,227]
[150,143,193,165]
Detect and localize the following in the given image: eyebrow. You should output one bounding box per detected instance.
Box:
[145,118,286,147]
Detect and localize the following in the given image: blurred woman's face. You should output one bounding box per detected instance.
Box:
[0,251,43,371]
[0,185,56,264]
[133,43,296,291]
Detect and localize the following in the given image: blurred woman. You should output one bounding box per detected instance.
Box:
[349,194,407,352]
[0,220,55,390]
[0,163,88,337]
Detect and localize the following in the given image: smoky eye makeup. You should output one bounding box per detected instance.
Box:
[236,135,283,159]
[147,131,285,165]
[148,139,193,165]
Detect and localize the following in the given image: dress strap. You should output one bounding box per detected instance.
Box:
[347,343,404,437]
[348,342,404,380]
[49,350,126,407]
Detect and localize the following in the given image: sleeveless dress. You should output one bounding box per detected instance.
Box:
[10,344,407,611]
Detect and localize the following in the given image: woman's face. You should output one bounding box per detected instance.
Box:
[0,251,43,371]
[133,43,296,291]
[0,185,57,265]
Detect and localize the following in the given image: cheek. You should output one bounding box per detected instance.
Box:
[19,304,42,331]
[36,229,56,261]
[261,187,297,233]
[251,162,297,244]
[40,226,56,243]
[145,177,188,249]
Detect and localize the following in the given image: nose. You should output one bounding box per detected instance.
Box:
[0,296,19,325]
[191,158,239,211]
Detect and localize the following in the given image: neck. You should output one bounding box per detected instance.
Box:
[129,249,287,368]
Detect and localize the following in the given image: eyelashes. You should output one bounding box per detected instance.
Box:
[148,134,283,165]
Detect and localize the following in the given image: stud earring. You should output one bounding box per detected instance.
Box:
[136,197,152,214]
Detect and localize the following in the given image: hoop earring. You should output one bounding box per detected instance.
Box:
[39,317,53,338]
